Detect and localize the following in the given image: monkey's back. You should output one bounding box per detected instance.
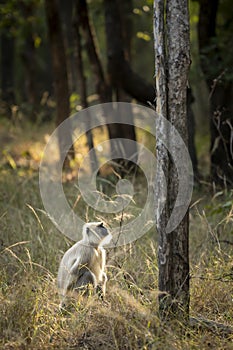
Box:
[58,242,105,288]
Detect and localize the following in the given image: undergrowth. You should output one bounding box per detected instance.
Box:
[0,170,233,349]
[0,120,233,349]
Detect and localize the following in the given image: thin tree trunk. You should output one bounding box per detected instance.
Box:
[59,0,76,92]
[198,0,233,186]
[21,34,37,108]
[73,4,98,173]
[19,1,38,119]
[74,0,130,173]
[45,0,74,164]
[105,0,138,172]
[118,0,133,62]
[187,88,199,179]
[74,0,111,103]
[1,32,15,116]
[154,0,191,321]
[117,0,137,151]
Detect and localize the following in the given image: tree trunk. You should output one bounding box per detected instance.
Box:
[19,1,38,118]
[75,0,136,174]
[45,0,74,164]
[74,0,111,103]
[198,0,233,186]
[1,31,15,116]
[104,0,155,105]
[104,0,138,173]
[73,3,98,173]
[74,0,122,168]
[187,88,199,179]
[154,0,191,321]
[59,0,76,92]
[21,38,36,108]
[118,0,133,62]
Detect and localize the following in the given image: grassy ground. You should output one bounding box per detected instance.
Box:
[0,120,233,349]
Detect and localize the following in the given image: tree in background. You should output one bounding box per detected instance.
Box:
[58,0,76,93]
[5,0,233,190]
[0,0,15,116]
[154,0,190,320]
[73,1,98,173]
[197,0,233,186]
[44,0,74,164]
[104,0,155,105]
[0,0,53,120]
[19,0,38,117]
[104,0,138,171]
[75,0,139,174]
[1,30,15,116]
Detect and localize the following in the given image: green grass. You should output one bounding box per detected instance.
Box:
[0,121,233,349]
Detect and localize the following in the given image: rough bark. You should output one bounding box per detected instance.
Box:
[190,316,233,335]
[154,0,190,320]
[45,0,74,163]
[154,0,170,319]
[166,0,190,319]
[198,0,233,186]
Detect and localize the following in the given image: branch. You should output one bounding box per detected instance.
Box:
[190,316,233,336]
[191,274,233,283]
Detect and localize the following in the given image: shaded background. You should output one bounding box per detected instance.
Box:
[0,0,232,183]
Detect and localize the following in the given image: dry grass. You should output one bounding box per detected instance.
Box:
[0,121,233,349]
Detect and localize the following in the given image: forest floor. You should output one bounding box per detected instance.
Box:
[0,119,233,349]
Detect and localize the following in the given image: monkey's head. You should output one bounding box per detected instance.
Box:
[82,222,112,246]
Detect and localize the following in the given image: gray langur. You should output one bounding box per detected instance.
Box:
[58,222,112,307]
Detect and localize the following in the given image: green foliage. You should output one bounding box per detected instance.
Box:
[136,31,151,41]
[0,0,42,38]
[0,0,20,34]
[70,92,81,114]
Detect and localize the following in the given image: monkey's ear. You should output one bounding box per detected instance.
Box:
[86,227,90,234]
[98,222,104,228]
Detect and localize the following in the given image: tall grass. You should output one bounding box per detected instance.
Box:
[0,169,233,349]
[0,120,233,348]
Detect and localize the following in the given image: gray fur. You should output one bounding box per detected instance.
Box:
[58,222,112,308]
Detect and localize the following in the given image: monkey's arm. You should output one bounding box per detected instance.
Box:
[96,272,107,298]
[99,247,106,273]
[69,257,82,275]
[95,248,107,297]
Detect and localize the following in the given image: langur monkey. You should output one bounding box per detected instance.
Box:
[58,222,112,308]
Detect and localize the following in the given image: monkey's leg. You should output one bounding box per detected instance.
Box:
[96,272,107,299]
[58,273,77,310]
[74,269,97,295]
